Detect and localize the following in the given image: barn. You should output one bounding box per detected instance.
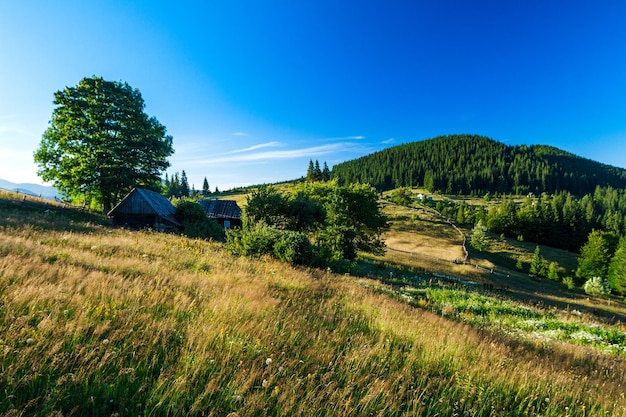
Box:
[199,199,242,229]
[108,187,181,231]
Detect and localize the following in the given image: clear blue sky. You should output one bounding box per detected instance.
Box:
[2,1,626,191]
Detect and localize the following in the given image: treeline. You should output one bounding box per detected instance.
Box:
[409,186,626,252]
[163,171,218,198]
[332,135,626,195]
[484,187,626,251]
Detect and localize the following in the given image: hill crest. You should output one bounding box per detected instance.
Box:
[332,134,626,195]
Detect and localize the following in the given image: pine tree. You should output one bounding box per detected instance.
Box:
[167,172,181,197]
[607,237,626,295]
[314,160,322,181]
[306,160,315,182]
[470,220,490,252]
[322,162,331,181]
[529,245,546,278]
[576,230,611,281]
[202,177,210,196]
[180,170,190,197]
[547,262,559,281]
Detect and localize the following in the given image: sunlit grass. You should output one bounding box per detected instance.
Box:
[1,194,626,416]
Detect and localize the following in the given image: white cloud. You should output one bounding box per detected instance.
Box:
[189,142,359,166]
[226,141,281,154]
[382,138,395,144]
[231,132,248,137]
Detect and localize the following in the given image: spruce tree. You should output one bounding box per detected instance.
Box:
[180,170,190,197]
[576,230,611,281]
[202,177,210,196]
[314,160,322,181]
[607,237,626,295]
[470,220,490,252]
[322,162,331,181]
[529,246,546,278]
[306,160,315,182]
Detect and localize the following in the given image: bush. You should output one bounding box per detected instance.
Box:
[239,222,280,257]
[175,201,224,241]
[562,276,576,291]
[273,230,313,265]
[583,276,611,296]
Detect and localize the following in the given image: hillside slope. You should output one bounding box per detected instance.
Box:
[1,193,626,416]
[332,134,626,195]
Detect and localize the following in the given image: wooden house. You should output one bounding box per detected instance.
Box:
[199,199,242,229]
[108,187,181,231]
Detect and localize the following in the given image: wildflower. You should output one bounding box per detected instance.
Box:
[265,358,273,366]
[262,379,269,388]
[25,338,34,345]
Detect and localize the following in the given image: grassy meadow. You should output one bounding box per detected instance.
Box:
[1,191,626,416]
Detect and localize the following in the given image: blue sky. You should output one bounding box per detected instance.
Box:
[2,1,626,191]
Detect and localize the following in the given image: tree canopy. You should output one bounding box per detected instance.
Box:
[228,181,387,270]
[34,76,174,212]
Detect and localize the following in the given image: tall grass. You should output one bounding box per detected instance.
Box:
[1,199,625,416]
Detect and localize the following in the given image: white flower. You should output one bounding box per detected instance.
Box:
[265,358,273,366]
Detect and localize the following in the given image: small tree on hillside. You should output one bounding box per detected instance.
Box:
[529,245,546,278]
[547,262,559,281]
[470,220,490,252]
[583,276,611,297]
[576,230,612,281]
[607,237,626,295]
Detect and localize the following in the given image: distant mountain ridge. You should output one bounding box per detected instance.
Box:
[0,179,62,199]
[332,134,626,195]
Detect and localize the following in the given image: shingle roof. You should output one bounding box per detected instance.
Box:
[133,188,176,217]
[108,188,176,216]
[198,199,242,219]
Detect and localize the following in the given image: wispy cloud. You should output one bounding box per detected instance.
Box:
[190,142,359,166]
[382,138,395,144]
[225,141,281,154]
[320,135,365,142]
[231,132,248,137]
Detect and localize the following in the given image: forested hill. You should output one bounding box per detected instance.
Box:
[332,135,626,195]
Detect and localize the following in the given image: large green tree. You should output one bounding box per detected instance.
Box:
[34,76,174,212]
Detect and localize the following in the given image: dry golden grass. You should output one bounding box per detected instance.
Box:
[382,203,465,262]
[1,194,626,416]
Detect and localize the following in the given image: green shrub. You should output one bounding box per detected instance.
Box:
[175,201,224,241]
[583,276,611,296]
[273,230,313,265]
[239,222,280,257]
[562,276,576,291]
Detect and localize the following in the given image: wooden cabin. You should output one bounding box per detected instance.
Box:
[108,188,181,231]
[198,199,242,229]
